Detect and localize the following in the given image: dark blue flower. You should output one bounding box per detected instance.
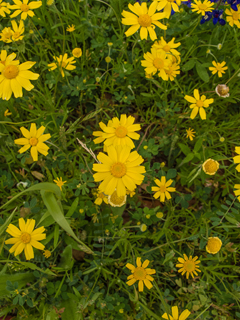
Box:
[182,0,192,7]
[200,9,226,25]
[200,11,212,24]
[226,0,240,11]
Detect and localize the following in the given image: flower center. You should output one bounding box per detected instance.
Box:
[153,58,164,70]
[217,85,229,96]
[133,267,147,280]
[61,61,67,68]
[21,4,29,11]
[115,125,128,138]
[207,238,221,251]
[204,160,218,173]
[29,137,38,146]
[196,100,204,108]
[159,185,167,193]
[109,190,125,206]
[13,32,20,39]
[3,65,19,79]
[232,12,239,20]
[198,3,207,10]
[110,162,127,178]
[21,232,31,244]
[138,14,152,27]
[163,44,171,52]
[184,260,195,272]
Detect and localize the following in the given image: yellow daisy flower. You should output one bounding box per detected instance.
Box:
[126,257,156,292]
[14,123,51,161]
[176,254,201,279]
[47,0,54,5]
[0,59,39,100]
[0,0,11,17]
[153,36,181,57]
[165,62,180,81]
[233,146,240,172]
[191,0,214,15]
[0,51,19,67]
[48,53,76,77]
[93,145,146,197]
[209,61,228,77]
[154,0,182,18]
[162,306,191,320]
[11,20,25,42]
[93,114,141,150]
[234,184,240,201]
[121,2,167,41]
[0,27,14,43]
[108,190,127,207]
[184,89,214,120]
[226,6,240,27]
[43,249,51,258]
[53,177,67,191]
[72,47,82,58]
[9,0,42,20]
[151,176,176,202]
[202,159,219,175]
[141,47,172,81]
[66,24,75,32]
[186,128,195,141]
[94,190,108,205]
[206,237,222,254]
[5,218,46,260]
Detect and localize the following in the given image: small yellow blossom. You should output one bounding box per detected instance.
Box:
[4,109,12,117]
[156,212,163,218]
[202,159,219,175]
[191,0,214,15]
[184,89,214,120]
[176,254,201,279]
[53,177,67,191]
[79,209,84,214]
[66,24,75,32]
[186,128,195,141]
[105,56,111,63]
[206,237,222,254]
[209,61,228,77]
[108,42,113,46]
[43,250,51,258]
[226,6,240,28]
[72,48,82,58]
[152,176,176,202]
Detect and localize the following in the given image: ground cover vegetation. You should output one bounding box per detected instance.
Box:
[0,0,240,319]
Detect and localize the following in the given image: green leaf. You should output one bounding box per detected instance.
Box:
[40,191,94,254]
[0,260,56,276]
[66,197,79,217]
[178,143,191,156]
[0,207,18,237]
[196,61,209,83]
[182,59,196,72]
[58,245,73,270]
[81,108,102,122]
[179,153,194,167]
[54,224,59,249]
[167,169,177,179]
[163,250,175,264]
[0,273,35,297]
[194,138,203,153]
[60,299,79,320]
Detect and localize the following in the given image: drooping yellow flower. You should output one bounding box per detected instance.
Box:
[0,27,14,43]
[184,89,214,120]
[48,53,76,77]
[141,47,172,81]
[72,48,82,58]
[93,145,146,197]
[121,2,167,41]
[202,159,219,175]
[209,61,228,77]
[206,237,222,254]
[108,190,127,207]
[154,0,182,18]
[233,146,240,172]
[151,176,176,202]
[4,109,12,117]
[0,59,39,100]
[162,306,191,320]
[226,6,240,28]
[191,0,214,15]
[53,177,67,191]
[94,190,108,205]
[126,257,156,292]
[165,62,180,81]
[176,254,201,279]
[5,218,46,260]
[0,0,11,17]
[43,250,51,258]
[186,128,195,141]
[66,24,75,32]
[11,20,25,42]
[14,123,51,161]
[93,114,141,149]
[234,184,240,201]
[9,0,42,20]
